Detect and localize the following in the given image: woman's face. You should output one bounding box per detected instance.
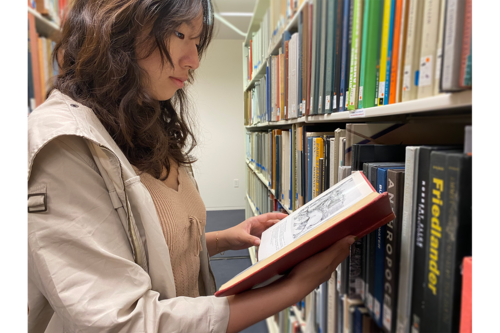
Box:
[137,13,203,101]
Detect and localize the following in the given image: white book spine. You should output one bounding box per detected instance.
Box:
[396,146,420,333]
[441,0,466,91]
[402,0,425,102]
[417,0,443,99]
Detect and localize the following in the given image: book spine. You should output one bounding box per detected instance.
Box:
[421,151,448,332]
[459,0,472,88]
[349,239,363,299]
[310,0,321,115]
[27,17,36,112]
[383,169,405,333]
[343,0,354,111]
[389,0,404,104]
[460,257,474,333]
[401,0,424,101]
[383,0,396,105]
[324,0,336,113]
[433,0,447,96]
[339,0,351,112]
[374,168,389,327]
[441,0,466,91]
[291,128,295,210]
[395,0,409,104]
[332,0,344,112]
[347,0,363,110]
[298,11,303,116]
[396,147,419,333]
[377,0,393,106]
[411,148,433,333]
[317,0,328,114]
[306,2,314,115]
[438,154,472,333]
[307,136,313,203]
[417,0,442,99]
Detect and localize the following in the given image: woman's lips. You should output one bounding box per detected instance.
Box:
[170,77,185,88]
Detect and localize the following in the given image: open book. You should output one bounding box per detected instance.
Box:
[215,171,395,297]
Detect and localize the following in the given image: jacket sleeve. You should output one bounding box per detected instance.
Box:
[28,135,230,333]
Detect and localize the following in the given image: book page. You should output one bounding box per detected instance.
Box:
[258,172,373,261]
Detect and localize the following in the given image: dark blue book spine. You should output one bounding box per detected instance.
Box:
[384,0,396,105]
[375,167,405,329]
[339,0,351,112]
[307,137,313,203]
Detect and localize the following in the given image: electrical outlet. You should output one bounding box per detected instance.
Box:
[233,179,239,188]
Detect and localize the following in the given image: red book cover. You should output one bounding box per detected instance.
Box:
[215,172,395,297]
[459,257,472,333]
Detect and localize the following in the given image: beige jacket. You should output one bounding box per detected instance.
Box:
[28,90,230,332]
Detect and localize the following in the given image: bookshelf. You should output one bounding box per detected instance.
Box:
[27,6,61,41]
[242,0,472,332]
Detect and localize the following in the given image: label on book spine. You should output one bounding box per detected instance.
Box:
[333,94,337,109]
[435,48,442,80]
[419,55,433,87]
[340,95,344,109]
[359,86,363,101]
[326,96,331,109]
[319,96,322,110]
[378,82,386,98]
[349,86,356,106]
[367,291,373,311]
[383,303,392,331]
[374,298,381,320]
[403,65,411,92]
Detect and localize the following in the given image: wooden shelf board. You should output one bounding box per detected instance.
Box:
[28,6,61,41]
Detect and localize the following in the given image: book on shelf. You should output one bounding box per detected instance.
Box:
[216,171,395,297]
[459,257,471,333]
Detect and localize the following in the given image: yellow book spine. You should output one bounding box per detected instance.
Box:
[314,138,323,198]
[377,0,392,106]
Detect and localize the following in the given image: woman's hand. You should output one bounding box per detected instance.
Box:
[286,235,356,292]
[226,235,356,333]
[217,212,288,253]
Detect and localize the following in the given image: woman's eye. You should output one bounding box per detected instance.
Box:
[174,31,185,39]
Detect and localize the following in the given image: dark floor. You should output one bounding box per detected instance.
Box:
[206,209,268,333]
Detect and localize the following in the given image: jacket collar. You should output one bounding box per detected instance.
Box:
[28,90,136,183]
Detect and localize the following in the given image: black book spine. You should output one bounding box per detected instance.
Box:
[438,154,472,333]
[275,135,281,202]
[383,170,405,333]
[421,152,449,332]
[410,148,432,333]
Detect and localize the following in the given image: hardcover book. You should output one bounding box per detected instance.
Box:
[215,171,395,297]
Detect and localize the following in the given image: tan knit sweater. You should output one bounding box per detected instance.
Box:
[135,164,206,297]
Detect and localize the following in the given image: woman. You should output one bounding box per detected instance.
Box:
[27,0,355,332]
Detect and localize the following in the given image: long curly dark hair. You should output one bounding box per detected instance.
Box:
[51,0,214,179]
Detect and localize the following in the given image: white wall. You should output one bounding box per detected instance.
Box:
[188,39,246,211]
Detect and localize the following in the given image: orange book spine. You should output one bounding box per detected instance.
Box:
[389,0,403,104]
[459,257,472,333]
[38,37,46,102]
[28,13,42,107]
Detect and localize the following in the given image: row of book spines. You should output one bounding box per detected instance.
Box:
[248,0,472,122]
[28,13,59,111]
[30,0,71,26]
